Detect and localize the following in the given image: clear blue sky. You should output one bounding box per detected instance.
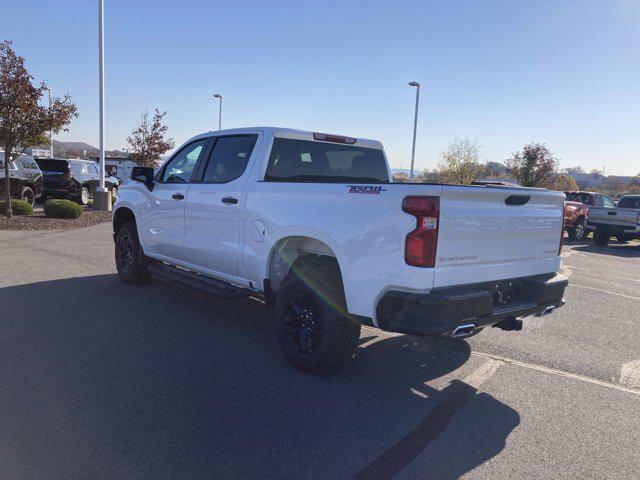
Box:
[4,0,639,174]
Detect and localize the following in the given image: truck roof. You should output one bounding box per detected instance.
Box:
[191,126,384,150]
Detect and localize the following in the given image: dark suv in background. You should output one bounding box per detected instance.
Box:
[35,158,119,205]
[0,153,44,205]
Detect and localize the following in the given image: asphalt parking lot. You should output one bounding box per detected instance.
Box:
[0,224,638,479]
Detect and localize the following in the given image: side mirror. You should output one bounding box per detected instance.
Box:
[131,166,155,191]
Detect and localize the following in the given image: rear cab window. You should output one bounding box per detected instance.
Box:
[565,192,594,205]
[617,196,640,209]
[264,138,389,183]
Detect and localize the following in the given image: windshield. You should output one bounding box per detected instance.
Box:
[265,138,389,183]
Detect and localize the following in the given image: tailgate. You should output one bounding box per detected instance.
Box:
[42,172,66,188]
[589,208,638,228]
[36,160,69,188]
[433,186,564,288]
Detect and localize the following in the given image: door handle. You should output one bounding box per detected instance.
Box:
[221,197,238,204]
[172,193,185,200]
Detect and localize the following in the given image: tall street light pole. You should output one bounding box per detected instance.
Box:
[94,0,111,210]
[43,86,53,157]
[408,81,420,182]
[213,93,222,130]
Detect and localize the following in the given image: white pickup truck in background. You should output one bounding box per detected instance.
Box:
[112,127,567,372]
[588,195,640,246]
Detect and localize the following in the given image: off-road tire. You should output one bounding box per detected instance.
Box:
[115,221,151,284]
[274,260,360,373]
[568,217,586,241]
[594,229,610,247]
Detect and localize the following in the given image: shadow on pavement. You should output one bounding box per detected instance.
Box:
[0,274,520,480]
[573,242,640,258]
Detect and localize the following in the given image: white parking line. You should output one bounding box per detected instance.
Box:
[612,276,640,283]
[463,358,503,389]
[571,252,638,264]
[562,265,591,271]
[570,283,640,301]
[471,351,640,396]
[620,360,640,389]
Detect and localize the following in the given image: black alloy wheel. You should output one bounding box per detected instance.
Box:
[282,287,324,355]
[114,222,151,284]
[116,227,135,277]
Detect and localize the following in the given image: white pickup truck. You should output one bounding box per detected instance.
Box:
[113,127,567,372]
[588,195,640,246]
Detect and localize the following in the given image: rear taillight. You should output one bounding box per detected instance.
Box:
[403,196,439,267]
[559,202,567,255]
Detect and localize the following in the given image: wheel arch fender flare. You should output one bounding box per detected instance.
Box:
[264,230,355,312]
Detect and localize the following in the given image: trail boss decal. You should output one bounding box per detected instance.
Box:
[348,185,386,194]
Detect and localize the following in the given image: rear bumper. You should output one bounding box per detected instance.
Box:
[376,274,567,336]
[43,187,76,199]
[587,221,640,237]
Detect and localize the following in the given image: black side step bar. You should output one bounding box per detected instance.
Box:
[148,262,251,299]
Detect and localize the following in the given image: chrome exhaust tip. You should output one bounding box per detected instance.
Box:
[452,323,477,338]
[536,305,556,317]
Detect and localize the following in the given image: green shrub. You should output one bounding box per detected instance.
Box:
[0,199,33,216]
[44,199,83,219]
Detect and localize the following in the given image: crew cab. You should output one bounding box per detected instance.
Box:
[563,191,616,241]
[588,195,640,246]
[112,127,567,372]
[0,153,43,206]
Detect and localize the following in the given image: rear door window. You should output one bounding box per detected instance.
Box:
[264,138,389,183]
[200,135,257,183]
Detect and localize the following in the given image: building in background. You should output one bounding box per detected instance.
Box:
[91,155,135,181]
[569,172,605,189]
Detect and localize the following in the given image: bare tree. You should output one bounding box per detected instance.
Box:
[127,109,175,168]
[506,143,558,188]
[0,40,77,216]
[438,137,484,185]
[420,168,442,183]
[563,166,585,174]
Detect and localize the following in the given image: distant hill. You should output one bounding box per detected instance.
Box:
[51,139,129,159]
